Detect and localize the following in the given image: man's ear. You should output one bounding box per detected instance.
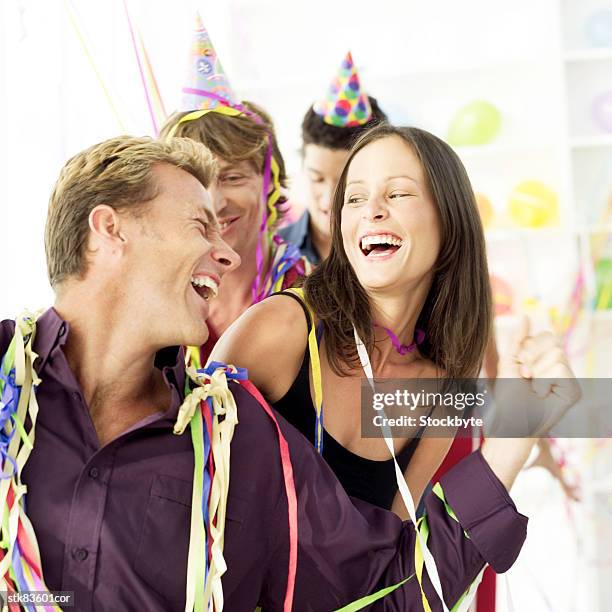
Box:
[88,205,126,249]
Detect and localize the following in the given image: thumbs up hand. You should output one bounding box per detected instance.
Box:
[491,315,581,437]
[481,316,582,492]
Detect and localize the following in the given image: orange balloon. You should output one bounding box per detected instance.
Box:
[490,274,513,316]
[475,192,494,228]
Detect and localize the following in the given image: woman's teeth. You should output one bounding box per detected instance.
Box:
[360,234,403,255]
[190,276,219,300]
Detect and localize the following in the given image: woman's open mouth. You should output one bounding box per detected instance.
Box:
[359,233,403,259]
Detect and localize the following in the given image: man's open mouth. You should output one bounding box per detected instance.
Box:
[190,275,219,301]
[219,216,240,232]
[359,233,403,257]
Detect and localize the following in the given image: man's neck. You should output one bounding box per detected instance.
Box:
[55,285,171,444]
[207,239,271,337]
[309,218,331,261]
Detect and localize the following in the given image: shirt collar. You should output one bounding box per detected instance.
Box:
[33,307,68,371]
[293,210,311,243]
[299,211,321,265]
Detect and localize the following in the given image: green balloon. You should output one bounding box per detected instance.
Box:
[596,258,612,309]
[447,100,502,146]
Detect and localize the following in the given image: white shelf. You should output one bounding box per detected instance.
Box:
[455,142,559,159]
[571,135,612,149]
[237,57,558,94]
[588,224,612,234]
[591,310,612,322]
[564,48,612,63]
[484,224,612,242]
[485,227,573,242]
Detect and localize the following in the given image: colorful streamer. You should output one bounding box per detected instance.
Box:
[122,0,167,135]
[0,311,61,611]
[253,236,310,304]
[139,31,167,129]
[174,360,298,612]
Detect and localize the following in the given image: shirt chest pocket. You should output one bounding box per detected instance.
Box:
[134,473,248,610]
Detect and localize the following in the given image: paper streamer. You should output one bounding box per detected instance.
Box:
[123,0,167,135]
[63,0,126,131]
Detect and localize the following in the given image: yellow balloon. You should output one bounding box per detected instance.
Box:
[508,180,558,228]
[474,192,494,228]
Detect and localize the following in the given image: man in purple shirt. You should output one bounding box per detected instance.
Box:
[0,134,578,611]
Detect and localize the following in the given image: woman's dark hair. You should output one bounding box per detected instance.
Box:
[301,96,388,151]
[159,100,289,222]
[303,123,492,379]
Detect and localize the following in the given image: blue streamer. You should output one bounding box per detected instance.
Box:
[0,369,21,479]
[200,362,248,381]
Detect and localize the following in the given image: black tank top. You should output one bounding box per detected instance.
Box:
[272,292,419,510]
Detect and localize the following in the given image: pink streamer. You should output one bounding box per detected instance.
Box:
[123,0,158,134]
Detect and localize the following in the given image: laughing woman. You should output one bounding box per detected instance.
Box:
[210,123,566,518]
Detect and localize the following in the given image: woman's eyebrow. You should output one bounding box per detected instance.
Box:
[386,174,418,183]
[346,175,418,186]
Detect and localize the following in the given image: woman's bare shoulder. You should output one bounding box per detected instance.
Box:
[210,293,310,400]
[222,294,309,344]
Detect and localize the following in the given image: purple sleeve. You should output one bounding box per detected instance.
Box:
[440,449,528,573]
[422,450,528,608]
[0,320,15,356]
[265,410,528,611]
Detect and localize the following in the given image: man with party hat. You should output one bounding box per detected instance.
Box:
[159,16,309,359]
[279,51,388,263]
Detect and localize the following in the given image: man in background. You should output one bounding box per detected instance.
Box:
[280,51,388,263]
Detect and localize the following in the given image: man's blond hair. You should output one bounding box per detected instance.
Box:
[45,135,217,288]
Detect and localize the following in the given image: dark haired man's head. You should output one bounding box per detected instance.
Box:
[299,96,388,255]
[301,96,388,151]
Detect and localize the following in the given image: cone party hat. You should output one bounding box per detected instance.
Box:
[313,51,372,127]
[180,14,238,111]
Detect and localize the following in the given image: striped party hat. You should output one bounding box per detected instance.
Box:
[180,14,238,111]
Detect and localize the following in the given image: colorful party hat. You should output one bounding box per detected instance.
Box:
[180,14,238,111]
[313,52,373,127]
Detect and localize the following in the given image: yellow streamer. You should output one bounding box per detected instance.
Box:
[284,289,324,451]
[63,0,126,132]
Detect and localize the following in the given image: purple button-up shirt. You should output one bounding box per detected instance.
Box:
[1,309,528,611]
